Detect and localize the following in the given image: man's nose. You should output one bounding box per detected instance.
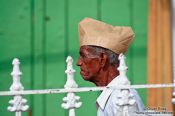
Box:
[76,58,82,66]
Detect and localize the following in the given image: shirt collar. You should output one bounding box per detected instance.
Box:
[96,77,119,110]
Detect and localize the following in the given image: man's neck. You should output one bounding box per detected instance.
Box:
[92,66,119,86]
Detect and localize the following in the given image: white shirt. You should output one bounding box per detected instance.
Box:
[96,77,145,116]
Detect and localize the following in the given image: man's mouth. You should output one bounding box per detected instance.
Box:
[80,70,88,76]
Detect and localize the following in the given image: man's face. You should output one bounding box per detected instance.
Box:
[76,46,101,82]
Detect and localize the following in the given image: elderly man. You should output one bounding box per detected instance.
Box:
[76,18,145,116]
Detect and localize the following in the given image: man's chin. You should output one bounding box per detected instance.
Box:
[80,74,91,81]
[82,75,90,81]
[80,74,95,84]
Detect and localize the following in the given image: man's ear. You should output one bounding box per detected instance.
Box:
[99,53,108,67]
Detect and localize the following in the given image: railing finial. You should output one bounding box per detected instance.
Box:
[116,53,135,116]
[117,53,130,85]
[64,56,78,88]
[8,58,29,116]
[62,56,82,116]
[10,58,23,91]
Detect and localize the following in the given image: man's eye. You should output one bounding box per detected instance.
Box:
[79,55,84,59]
[80,54,85,58]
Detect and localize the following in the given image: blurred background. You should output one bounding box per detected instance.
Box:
[0,0,174,116]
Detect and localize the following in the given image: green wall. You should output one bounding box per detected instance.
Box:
[0,0,148,116]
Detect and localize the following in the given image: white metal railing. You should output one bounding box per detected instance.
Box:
[0,54,175,116]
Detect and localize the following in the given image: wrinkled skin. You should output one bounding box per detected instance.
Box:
[76,45,119,86]
[76,46,101,81]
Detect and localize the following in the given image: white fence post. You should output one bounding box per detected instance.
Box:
[61,56,82,116]
[116,54,136,116]
[7,58,29,116]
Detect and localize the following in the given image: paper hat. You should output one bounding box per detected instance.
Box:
[78,18,134,54]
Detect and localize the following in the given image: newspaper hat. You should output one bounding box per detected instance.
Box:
[78,18,134,54]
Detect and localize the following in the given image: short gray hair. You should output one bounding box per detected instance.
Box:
[87,45,119,66]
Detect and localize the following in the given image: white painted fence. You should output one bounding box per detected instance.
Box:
[0,54,175,116]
